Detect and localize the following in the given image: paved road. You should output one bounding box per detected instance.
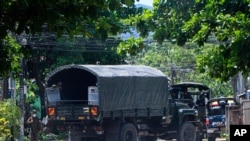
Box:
[157,138,226,141]
[58,138,226,141]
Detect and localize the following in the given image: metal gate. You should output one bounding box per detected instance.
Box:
[225,105,241,133]
[225,100,250,134]
[242,100,250,124]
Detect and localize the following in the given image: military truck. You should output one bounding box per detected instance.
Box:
[170,82,211,141]
[42,64,199,141]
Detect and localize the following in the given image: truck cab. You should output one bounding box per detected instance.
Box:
[170,82,211,141]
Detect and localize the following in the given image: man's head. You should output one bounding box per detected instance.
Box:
[32,110,37,117]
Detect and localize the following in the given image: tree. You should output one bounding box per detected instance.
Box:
[0,0,140,77]
[134,0,250,81]
[135,41,233,97]
[1,1,147,136]
[0,99,21,140]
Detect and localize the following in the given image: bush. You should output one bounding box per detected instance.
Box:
[0,99,21,140]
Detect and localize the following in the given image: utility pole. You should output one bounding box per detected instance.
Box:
[18,35,28,141]
[170,58,174,85]
[19,59,25,141]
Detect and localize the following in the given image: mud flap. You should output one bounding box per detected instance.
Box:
[68,129,82,141]
[104,119,121,141]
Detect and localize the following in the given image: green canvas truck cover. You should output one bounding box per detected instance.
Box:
[45,64,169,112]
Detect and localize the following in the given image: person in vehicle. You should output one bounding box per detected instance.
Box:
[181,87,192,100]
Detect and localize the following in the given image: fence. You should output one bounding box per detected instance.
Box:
[225,105,241,133]
[225,100,250,134]
[242,100,250,124]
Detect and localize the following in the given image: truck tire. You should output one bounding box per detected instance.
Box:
[119,123,138,141]
[178,122,196,141]
[208,137,216,141]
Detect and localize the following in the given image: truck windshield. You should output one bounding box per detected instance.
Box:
[208,105,225,115]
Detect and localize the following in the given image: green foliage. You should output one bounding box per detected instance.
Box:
[0,0,138,78]
[0,35,22,77]
[15,78,42,119]
[136,0,250,81]
[25,80,39,103]
[221,133,229,140]
[39,132,67,141]
[117,37,144,57]
[135,41,233,97]
[48,36,125,71]
[0,99,21,140]
[49,37,85,70]
[15,79,39,104]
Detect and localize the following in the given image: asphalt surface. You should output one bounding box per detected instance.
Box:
[158,138,227,141]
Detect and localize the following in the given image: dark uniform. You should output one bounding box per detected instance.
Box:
[26,110,41,141]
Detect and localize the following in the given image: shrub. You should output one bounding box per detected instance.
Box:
[0,99,21,140]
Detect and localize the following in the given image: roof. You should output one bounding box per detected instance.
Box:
[208,97,236,103]
[45,64,168,83]
[170,82,210,90]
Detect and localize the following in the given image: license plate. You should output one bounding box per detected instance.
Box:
[78,116,85,120]
[59,117,65,120]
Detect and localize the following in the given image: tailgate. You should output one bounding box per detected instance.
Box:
[47,101,99,121]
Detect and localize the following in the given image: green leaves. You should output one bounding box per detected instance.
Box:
[0,35,22,77]
[0,99,21,140]
[136,0,250,81]
[117,37,144,57]
[0,0,139,77]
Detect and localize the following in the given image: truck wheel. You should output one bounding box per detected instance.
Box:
[119,123,138,141]
[208,137,216,141]
[178,122,196,141]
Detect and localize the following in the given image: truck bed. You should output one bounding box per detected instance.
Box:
[45,64,169,118]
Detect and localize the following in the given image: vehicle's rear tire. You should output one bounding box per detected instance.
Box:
[119,123,138,141]
[208,137,216,141]
[178,122,196,141]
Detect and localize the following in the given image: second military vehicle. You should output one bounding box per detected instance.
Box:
[170,82,211,141]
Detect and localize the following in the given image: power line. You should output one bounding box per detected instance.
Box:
[31,46,114,53]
